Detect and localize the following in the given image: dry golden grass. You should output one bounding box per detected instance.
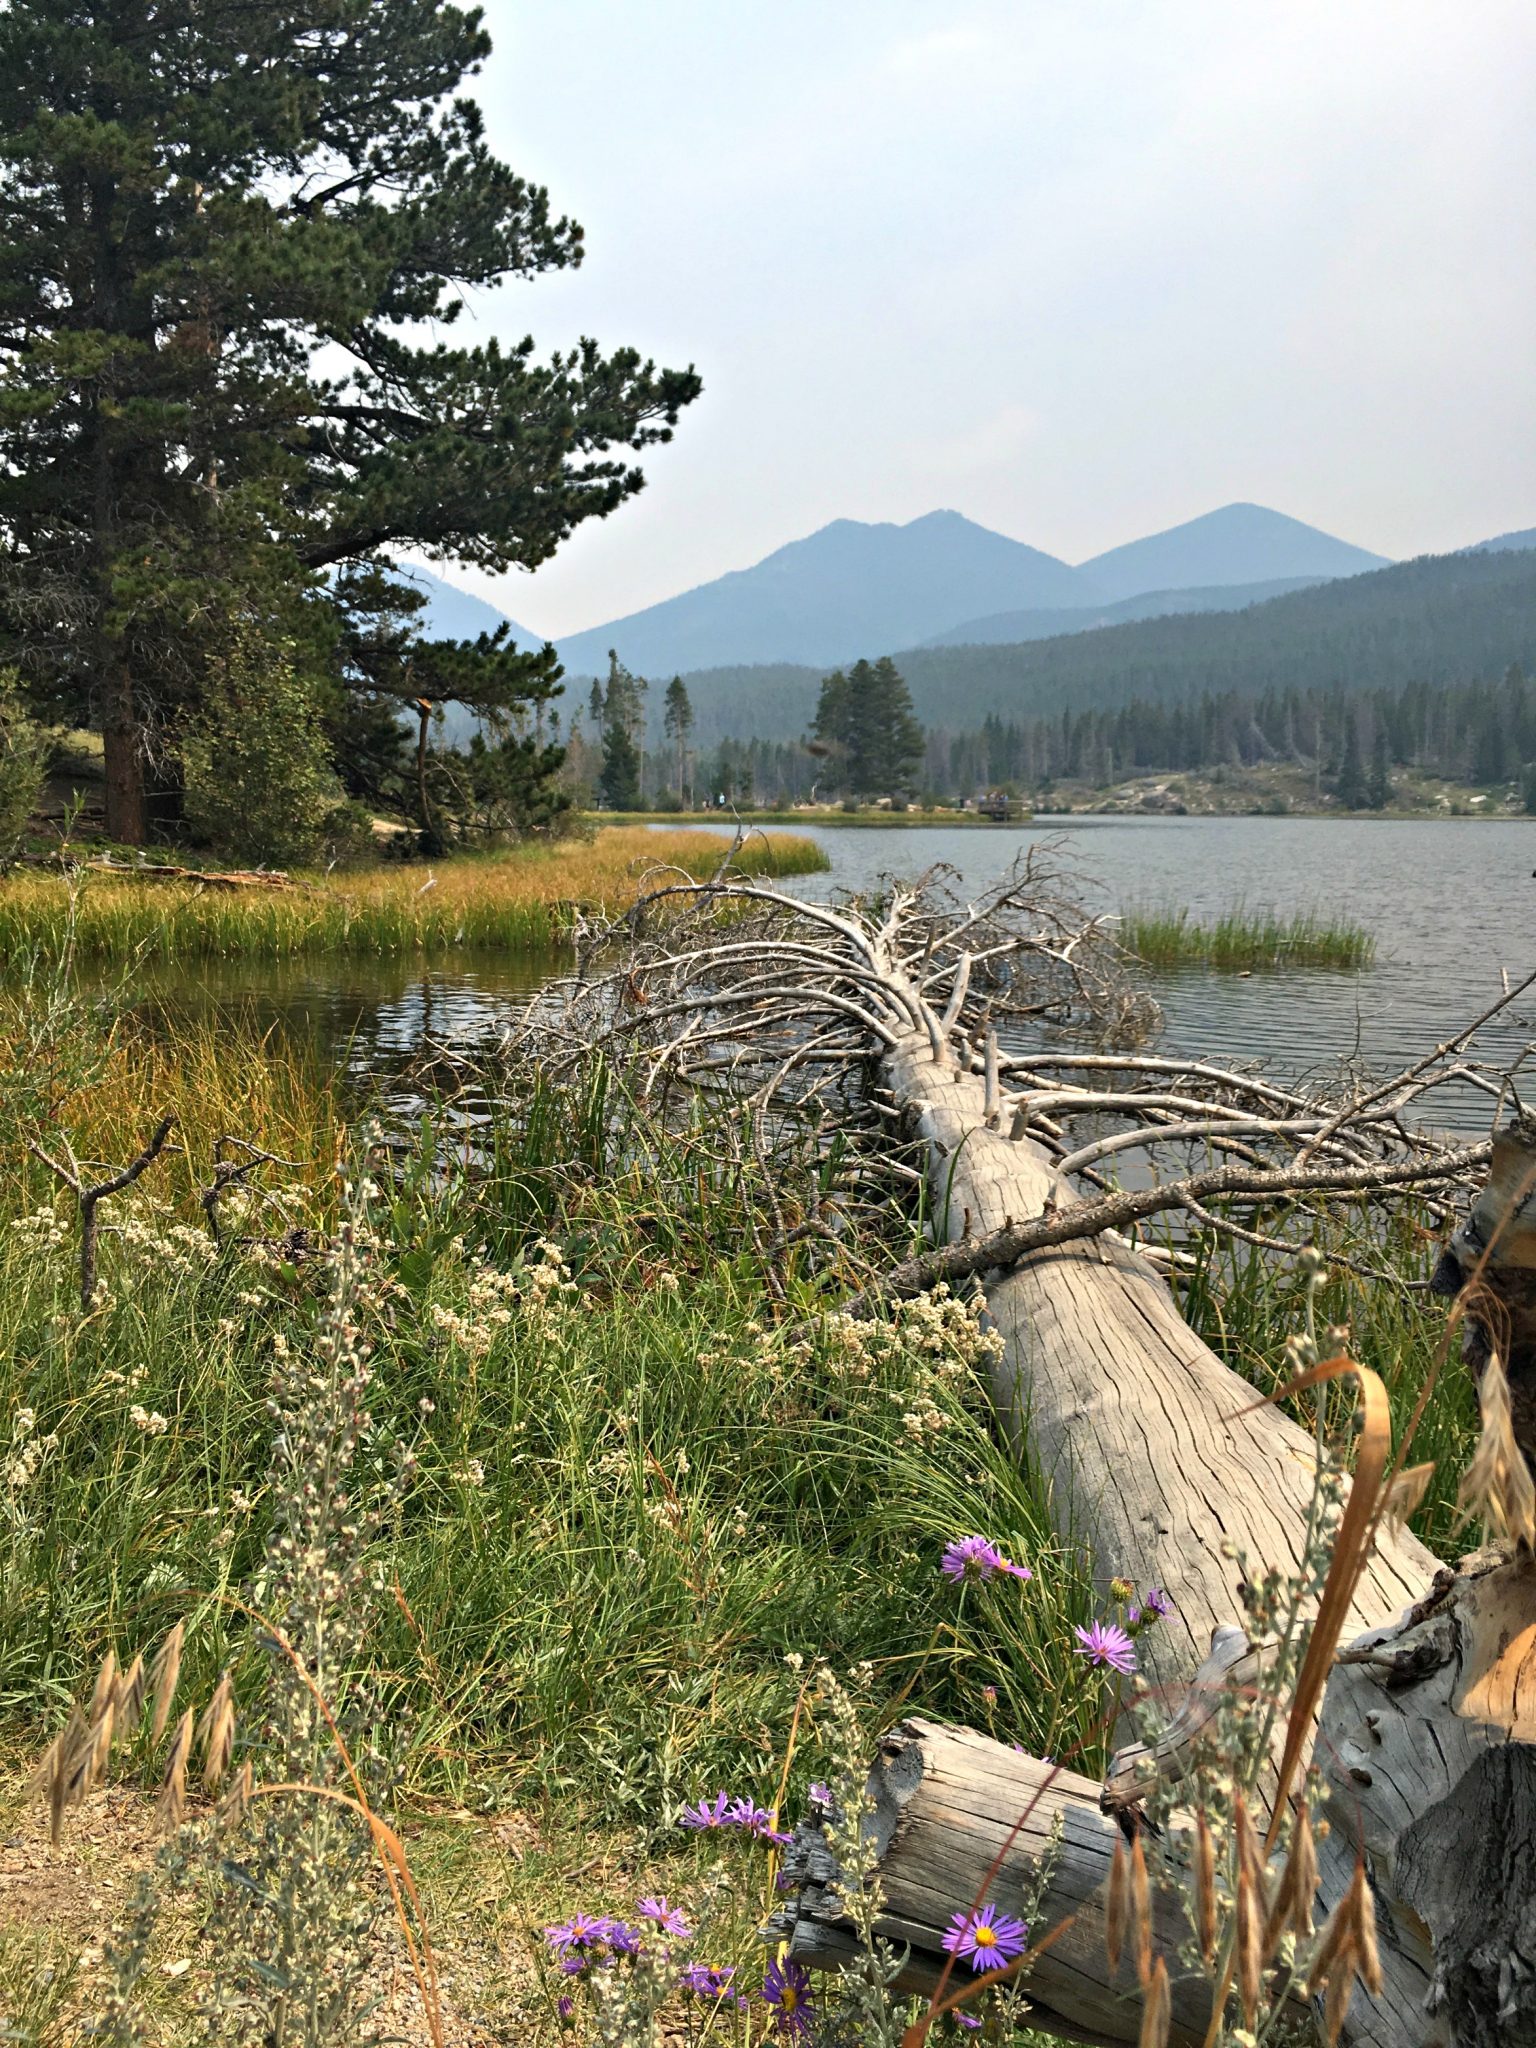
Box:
[0,826,829,962]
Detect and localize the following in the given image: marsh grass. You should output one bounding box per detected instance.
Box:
[1119,903,1375,972]
[0,827,829,963]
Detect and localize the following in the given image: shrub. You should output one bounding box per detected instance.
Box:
[0,671,46,860]
[181,629,356,868]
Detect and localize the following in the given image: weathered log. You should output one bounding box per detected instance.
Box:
[1314,1548,1536,2047]
[777,1717,1214,2046]
[883,1029,1441,1693]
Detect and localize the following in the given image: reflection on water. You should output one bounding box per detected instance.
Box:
[109,818,1536,1137]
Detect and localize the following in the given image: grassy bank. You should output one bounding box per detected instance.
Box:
[0,826,828,963]
[0,972,1467,2041]
[1119,902,1376,971]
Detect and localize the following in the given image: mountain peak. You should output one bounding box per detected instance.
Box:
[1076,504,1390,602]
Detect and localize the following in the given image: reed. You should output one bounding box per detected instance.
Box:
[1118,902,1375,972]
[0,827,829,964]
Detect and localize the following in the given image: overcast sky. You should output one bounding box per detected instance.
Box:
[424,0,1536,638]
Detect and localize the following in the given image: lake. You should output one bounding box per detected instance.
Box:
[134,816,1536,1135]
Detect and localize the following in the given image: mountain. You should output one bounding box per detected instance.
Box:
[552,511,1093,676]
[673,547,1536,745]
[398,566,545,650]
[1468,526,1536,555]
[922,575,1327,649]
[1076,504,1390,604]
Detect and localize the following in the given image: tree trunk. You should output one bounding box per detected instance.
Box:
[101,655,146,845]
[882,1030,1439,1691]
[778,1056,1536,2044]
[776,1717,1215,2046]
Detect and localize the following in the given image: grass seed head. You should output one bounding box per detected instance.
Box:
[149,1622,184,1746]
[1105,1832,1129,1973]
[157,1707,194,1833]
[1456,1349,1536,1546]
[1193,1809,1218,1966]
[1137,1954,1171,2048]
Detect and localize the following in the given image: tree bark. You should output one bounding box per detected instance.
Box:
[101,654,146,846]
[776,1717,1215,2046]
[882,1030,1439,1693]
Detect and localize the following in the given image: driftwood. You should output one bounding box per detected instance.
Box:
[20,853,299,889]
[777,1718,1214,2046]
[521,858,1534,2044]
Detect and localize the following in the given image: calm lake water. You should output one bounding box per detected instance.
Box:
[143,817,1536,1135]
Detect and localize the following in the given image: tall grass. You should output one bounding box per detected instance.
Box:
[0,1016,1099,1822]
[0,826,829,964]
[1119,902,1375,972]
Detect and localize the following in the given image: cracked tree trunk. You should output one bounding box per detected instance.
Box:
[777,1044,1536,2044]
[882,1028,1439,1693]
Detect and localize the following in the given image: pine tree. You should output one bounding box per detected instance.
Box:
[0,0,699,841]
[663,676,694,803]
[1335,714,1369,809]
[1367,728,1391,810]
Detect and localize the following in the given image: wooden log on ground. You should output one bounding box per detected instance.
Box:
[882,1029,1441,1694]
[1315,1548,1536,2047]
[776,1717,1214,2046]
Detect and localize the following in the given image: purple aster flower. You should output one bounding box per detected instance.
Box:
[808,1780,834,1808]
[941,1903,1030,1974]
[636,1895,692,1939]
[1141,1585,1173,1620]
[545,1911,612,1953]
[680,1791,733,1830]
[997,1555,1033,1582]
[941,1535,1004,1584]
[558,1955,587,1977]
[681,1962,737,2000]
[606,1922,643,1956]
[1073,1620,1137,1676]
[557,1994,575,2020]
[763,1958,815,2037]
[954,2014,983,2030]
[725,1797,793,1846]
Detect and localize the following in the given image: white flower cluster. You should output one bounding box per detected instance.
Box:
[129,1405,170,1436]
[812,1284,1003,1442]
[9,1204,68,1252]
[3,1407,59,1498]
[428,1238,580,1357]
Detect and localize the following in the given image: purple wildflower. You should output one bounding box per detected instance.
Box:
[680,1791,733,1830]
[558,1955,587,1977]
[941,1903,1030,1974]
[606,1922,643,1956]
[941,1535,1004,1584]
[636,1895,692,1939]
[954,2014,983,2030]
[980,1685,998,1705]
[545,1912,612,1953]
[763,1958,815,2037]
[808,1780,834,1808]
[557,1995,575,2020]
[681,1962,738,2000]
[725,1797,793,1846]
[1073,1620,1137,1676]
[1141,1585,1173,1619]
[998,1555,1033,1582]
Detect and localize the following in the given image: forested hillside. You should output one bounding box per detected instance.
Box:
[664,546,1536,745]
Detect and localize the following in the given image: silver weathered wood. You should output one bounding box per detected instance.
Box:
[883,1029,1440,1696]
[778,1717,1212,2046]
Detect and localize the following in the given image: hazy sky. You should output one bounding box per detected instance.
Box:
[423,0,1536,637]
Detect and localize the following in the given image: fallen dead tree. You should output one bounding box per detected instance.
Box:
[517,851,1535,2045]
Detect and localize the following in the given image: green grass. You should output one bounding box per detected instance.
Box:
[0,826,829,963]
[0,1034,1104,1823]
[1118,902,1376,972]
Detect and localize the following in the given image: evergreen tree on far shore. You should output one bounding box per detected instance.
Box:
[1335,714,1369,809]
[1367,728,1391,810]
[808,656,924,801]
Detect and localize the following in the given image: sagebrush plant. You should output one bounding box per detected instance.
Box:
[72,1168,417,2047]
